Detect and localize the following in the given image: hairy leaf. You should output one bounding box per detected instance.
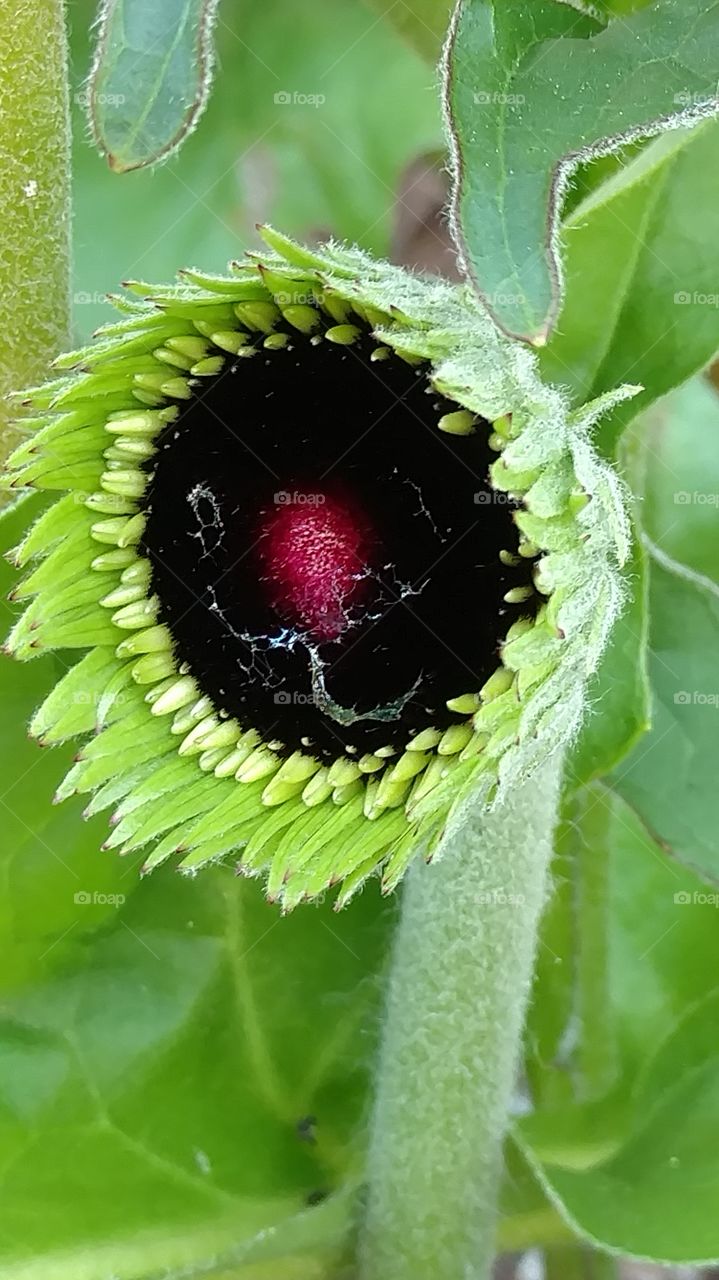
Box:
[444,0,719,342]
[88,0,220,172]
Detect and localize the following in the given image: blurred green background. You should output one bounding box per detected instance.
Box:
[69,0,442,338]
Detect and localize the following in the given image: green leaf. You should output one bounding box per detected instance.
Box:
[0,872,391,1278]
[519,1072,719,1263]
[362,0,453,61]
[637,376,719,584]
[615,548,719,882]
[635,988,719,1124]
[539,121,719,451]
[518,792,719,1261]
[518,1092,630,1173]
[0,499,394,1278]
[606,789,719,1078]
[613,379,719,883]
[444,0,719,342]
[520,979,719,1264]
[527,783,719,1109]
[88,0,219,172]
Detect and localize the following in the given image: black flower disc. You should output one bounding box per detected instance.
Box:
[141,324,536,761]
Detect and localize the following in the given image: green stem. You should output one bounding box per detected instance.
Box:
[573,784,616,1100]
[359,756,563,1280]
[0,0,71,466]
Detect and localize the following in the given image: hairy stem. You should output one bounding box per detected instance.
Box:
[0,0,71,467]
[360,756,562,1280]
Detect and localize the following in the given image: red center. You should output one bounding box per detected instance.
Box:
[258,488,375,641]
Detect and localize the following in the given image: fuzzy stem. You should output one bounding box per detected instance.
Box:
[0,0,71,467]
[360,756,562,1280]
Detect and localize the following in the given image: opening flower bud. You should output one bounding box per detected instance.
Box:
[3,229,631,906]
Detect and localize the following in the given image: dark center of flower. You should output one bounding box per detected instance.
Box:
[140,319,538,761]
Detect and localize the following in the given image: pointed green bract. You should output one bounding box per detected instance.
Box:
[3,230,633,905]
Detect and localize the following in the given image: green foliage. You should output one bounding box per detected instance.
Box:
[521,377,719,1261]
[540,121,719,453]
[522,788,719,1261]
[537,114,719,791]
[70,0,441,339]
[613,377,719,884]
[444,0,719,341]
[0,494,393,1277]
[637,375,719,583]
[3,0,719,1273]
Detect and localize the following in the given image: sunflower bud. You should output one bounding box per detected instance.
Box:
[3,229,635,907]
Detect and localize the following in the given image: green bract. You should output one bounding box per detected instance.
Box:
[3,229,635,907]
